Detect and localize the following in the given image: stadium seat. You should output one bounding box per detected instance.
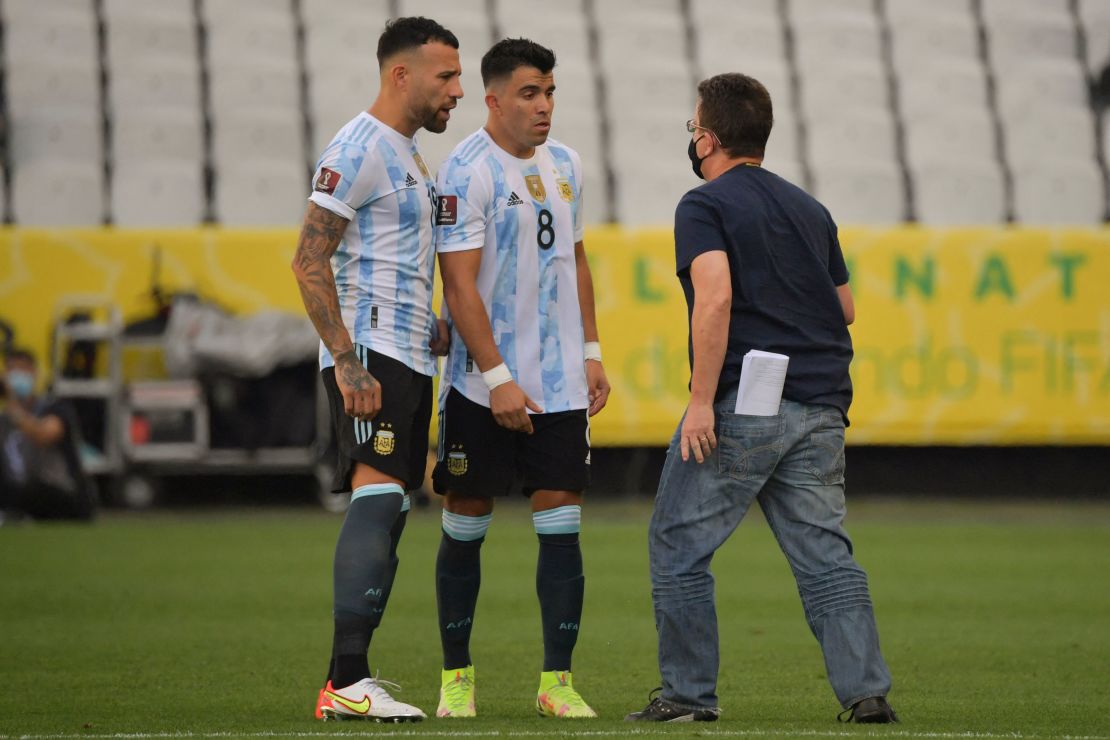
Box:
[980,0,1071,24]
[112,161,205,227]
[897,59,989,119]
[495,7,591,62]
[986,14,1078,69]
[615,159,695,228]
[912,160,1006,225]
[1012,161,1106,225]
[788,0,874,21]
[105,13,197,69]
[1004,110,1097,168]
[2,9,96,64]
[209,61,301,117]
[690,0,778,26]
[4,60,100,113]
[300,0,391,30]
[605,62,694,114]
[12,160,104,226]
[212,112,305,169]
[995,60,1090,121]
[597,22,687,73]
[594,0,681,27]
[890,15,980,73]
[112,108,204,165]
[792,14,882,70]
[102,0,194,23]
[206,15,297,67]
[9,108,102,165]
[695,15,786,77]
[799,60,889,123]
[884,0,973,25]
[810,161,905,225]
[904,109,997,169]
[109,59,202,111]
[201,0,292,27]
[215,160,307,227]
[807,110,898,167]
[304,18,389,72]
[396,0,492,52]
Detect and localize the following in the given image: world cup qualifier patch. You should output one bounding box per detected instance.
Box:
[314,167,341,195]
[437,195,458,225]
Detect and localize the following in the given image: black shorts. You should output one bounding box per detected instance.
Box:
[322,346,433,493]
[432,387,590,497]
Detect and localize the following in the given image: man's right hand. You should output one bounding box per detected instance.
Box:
[335,350,381,421]
[490,381,543,434]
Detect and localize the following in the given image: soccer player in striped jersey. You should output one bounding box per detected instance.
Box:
[431,38,610,719]
[291,17,462,723]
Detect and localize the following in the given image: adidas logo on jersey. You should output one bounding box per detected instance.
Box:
[405,172,419,188]
[506,191,524,207]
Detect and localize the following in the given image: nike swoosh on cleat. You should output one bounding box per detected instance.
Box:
[325,692,371,714]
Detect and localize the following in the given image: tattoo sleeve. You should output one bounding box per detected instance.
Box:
[291,202,353,359]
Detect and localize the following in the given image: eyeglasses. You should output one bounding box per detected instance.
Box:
[686,119,714,136]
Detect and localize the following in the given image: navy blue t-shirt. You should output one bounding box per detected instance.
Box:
[674,163,853,420]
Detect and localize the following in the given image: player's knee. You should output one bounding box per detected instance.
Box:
[443,491,493,517]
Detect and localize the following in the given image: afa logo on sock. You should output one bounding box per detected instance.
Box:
[559,622,579,631]
[446,616,472,630]
[373,424,395,455]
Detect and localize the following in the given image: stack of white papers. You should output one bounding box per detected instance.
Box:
[734,350,790,415]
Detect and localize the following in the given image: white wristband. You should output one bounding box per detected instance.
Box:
[482,362,513,391]
[583,341,602,362]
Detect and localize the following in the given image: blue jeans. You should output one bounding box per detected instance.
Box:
[649,397,892,710]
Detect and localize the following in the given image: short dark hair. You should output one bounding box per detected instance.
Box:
[480,37,555,87]
[697,73,773,158]
[4,347,35,366]
[376,16,459,67]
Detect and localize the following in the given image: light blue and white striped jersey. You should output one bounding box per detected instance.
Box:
[436,128,588,412]
[309,112,438,376]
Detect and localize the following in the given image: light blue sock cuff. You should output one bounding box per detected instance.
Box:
[351,482,405,503]
[533,505,582,535]
[442,510,492,541]
[400,494,411,513]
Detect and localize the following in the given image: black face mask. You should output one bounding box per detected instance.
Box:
[688,136,707,180]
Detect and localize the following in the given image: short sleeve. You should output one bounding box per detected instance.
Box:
[307,141,379,220]
[435,157,490,253]
[674,190,726,274]
[827,217,849,285]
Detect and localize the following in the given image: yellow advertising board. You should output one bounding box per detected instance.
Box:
[1,226,1108,445]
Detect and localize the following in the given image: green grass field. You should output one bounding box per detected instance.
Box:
[2,497,1108,739]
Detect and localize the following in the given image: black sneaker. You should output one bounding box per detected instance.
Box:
[625,689,720,722]
[838,696,899,724]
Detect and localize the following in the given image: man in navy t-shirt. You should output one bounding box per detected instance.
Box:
[626,74,897,725]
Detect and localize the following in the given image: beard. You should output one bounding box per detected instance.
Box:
[422,112,447,134]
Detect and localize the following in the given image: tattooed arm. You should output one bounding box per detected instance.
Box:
[291,201,381,420]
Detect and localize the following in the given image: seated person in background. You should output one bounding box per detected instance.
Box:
[0,348,95,522]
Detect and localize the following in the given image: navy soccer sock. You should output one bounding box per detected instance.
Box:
[436,510,491,670]
[534,506,584,672]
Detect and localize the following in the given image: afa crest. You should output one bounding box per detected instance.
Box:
[447,444,468,476]
[373,424,395,455]
[556,179,574,203]
[413,152,430,180]
[524,174,547,202]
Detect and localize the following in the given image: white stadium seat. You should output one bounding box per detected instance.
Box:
[102,0,194,23]
[113,109,205,165]
[811,161,905,225]
[788,0,874,21]
[995,60,1090,121]
[890,15,980,73]
[215,160,308,227]
[300,0,391,31]
[691,0,778,26]
[1004,110,1097,169]
[695,16,786,76]
[792,14,882,69]
[5,60,100,113]
[981,0,1071,24]
[987,14,1078,69]
[206,15,297,67]
[209,61,301,117]
[898,59,988,119]
[12,160,104,226]
[904,109,997,169]
[808,110,898,167]
[212,111,305,166]
[800,60,889,123]
[3,10,96,64]
[112,161,205,227]
[201,0,292,27]
[912,160,1006,225]
[1012,161,1106,225]
[106,14,197,69]
[9,109,102,165]
[1078,0,1110,72]
[597,21,686,71]
[110,59,202,110]
[884,0,972,25]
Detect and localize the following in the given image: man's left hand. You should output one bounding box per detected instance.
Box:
[585,359,610,417]
[429,319,451,356]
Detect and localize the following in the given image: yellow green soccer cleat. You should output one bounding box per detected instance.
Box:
[436,665,476,718]
[536,670,598,718]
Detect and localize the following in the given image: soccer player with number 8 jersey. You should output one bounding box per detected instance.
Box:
[431,38,611,719]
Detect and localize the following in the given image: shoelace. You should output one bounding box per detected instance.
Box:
[363,672,404,700]
[547,681,588,708]
[442,672,474,702]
